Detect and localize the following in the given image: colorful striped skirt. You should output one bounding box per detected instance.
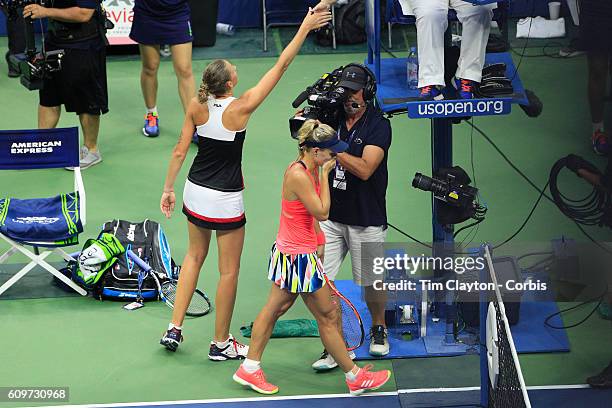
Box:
[267,243,325,294]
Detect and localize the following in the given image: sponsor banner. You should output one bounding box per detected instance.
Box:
[0,128,79,170]
[407,98,511,119]
[104,0,135,45]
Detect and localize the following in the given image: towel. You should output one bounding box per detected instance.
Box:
[516,17,566,39]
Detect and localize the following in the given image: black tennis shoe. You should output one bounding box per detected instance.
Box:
[369,325,389,356]
[160,327,183,352]
[587,361,612,389]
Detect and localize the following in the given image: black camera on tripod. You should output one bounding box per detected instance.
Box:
[412,166,486,224]
[289,67,349,139]
[1,0,63,90]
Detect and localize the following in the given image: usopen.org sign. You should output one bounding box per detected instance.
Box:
[407,98,511,119]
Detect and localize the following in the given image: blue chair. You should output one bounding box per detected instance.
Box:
[262,0,337,51]
[0,127,87,297]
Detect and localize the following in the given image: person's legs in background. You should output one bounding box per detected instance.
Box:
[452,0,494,99]
[5,11,25,77]
[588,52,610,155]
[77,113,102,169]
[139,44,161,137]
[347,225,389,356]
[412,0,448,99]
[38,105,61,129]
[169,42,195,112]
[579,0,612,154]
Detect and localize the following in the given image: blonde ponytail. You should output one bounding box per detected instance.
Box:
[296,119,336,159]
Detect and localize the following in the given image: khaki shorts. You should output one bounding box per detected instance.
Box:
[320,220,386,286]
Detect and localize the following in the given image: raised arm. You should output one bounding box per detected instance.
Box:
[236,9,332,115]
[314,0,337,12]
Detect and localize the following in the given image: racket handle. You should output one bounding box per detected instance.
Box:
[126,249,152,273]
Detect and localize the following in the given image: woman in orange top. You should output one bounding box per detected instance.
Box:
[232,120,391,396]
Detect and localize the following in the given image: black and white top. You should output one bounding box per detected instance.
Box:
[188,97,246,192]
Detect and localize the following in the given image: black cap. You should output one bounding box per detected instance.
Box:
[337,65,368,91]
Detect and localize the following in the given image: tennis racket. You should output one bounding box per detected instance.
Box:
[324,274,365,351]
[126,250,212,317]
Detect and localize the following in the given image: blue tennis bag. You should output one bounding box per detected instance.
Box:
[93,219,179,301]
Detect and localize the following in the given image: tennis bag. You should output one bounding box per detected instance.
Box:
[93,219,179,301]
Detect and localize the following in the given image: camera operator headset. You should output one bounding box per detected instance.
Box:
[314,62,395,365]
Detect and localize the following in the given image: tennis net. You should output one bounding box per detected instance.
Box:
[482,245,532,408]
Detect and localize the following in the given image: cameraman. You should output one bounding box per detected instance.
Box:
[312,64,393,371]
[23,0,107,169]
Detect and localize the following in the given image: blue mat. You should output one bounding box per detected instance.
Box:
[334,280,570,360]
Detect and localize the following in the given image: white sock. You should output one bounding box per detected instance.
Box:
[593,122,604,133]
[345,366,360,381]
[168,323,182,331]
[215,337,231,348]
[242,358,261,373]
[147,106,158,115]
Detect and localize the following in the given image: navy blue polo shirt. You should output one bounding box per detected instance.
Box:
[328,106,392,227]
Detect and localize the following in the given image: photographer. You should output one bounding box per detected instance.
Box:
[312,64,393,370]
[23,0,107,169]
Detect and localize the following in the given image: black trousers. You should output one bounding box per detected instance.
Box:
[4,10,26,55]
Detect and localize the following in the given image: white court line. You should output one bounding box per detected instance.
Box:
[25,384,592,408]
[27,391,398,408]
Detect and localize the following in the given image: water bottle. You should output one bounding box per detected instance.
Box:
[407,46,419,90]
[216,23,236,36]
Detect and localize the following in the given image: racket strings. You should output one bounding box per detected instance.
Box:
[338,296,363,350]
[188,291,211,314]
[161,281,210,315]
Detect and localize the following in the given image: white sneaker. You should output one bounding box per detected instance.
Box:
[80,148,102,169]
[311,349,356,371]
[208,334,249,361]
[369,325,390,356]
[65,146,102,171]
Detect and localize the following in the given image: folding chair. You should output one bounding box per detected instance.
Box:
[0,127,87,297]
[262,0,337,52]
